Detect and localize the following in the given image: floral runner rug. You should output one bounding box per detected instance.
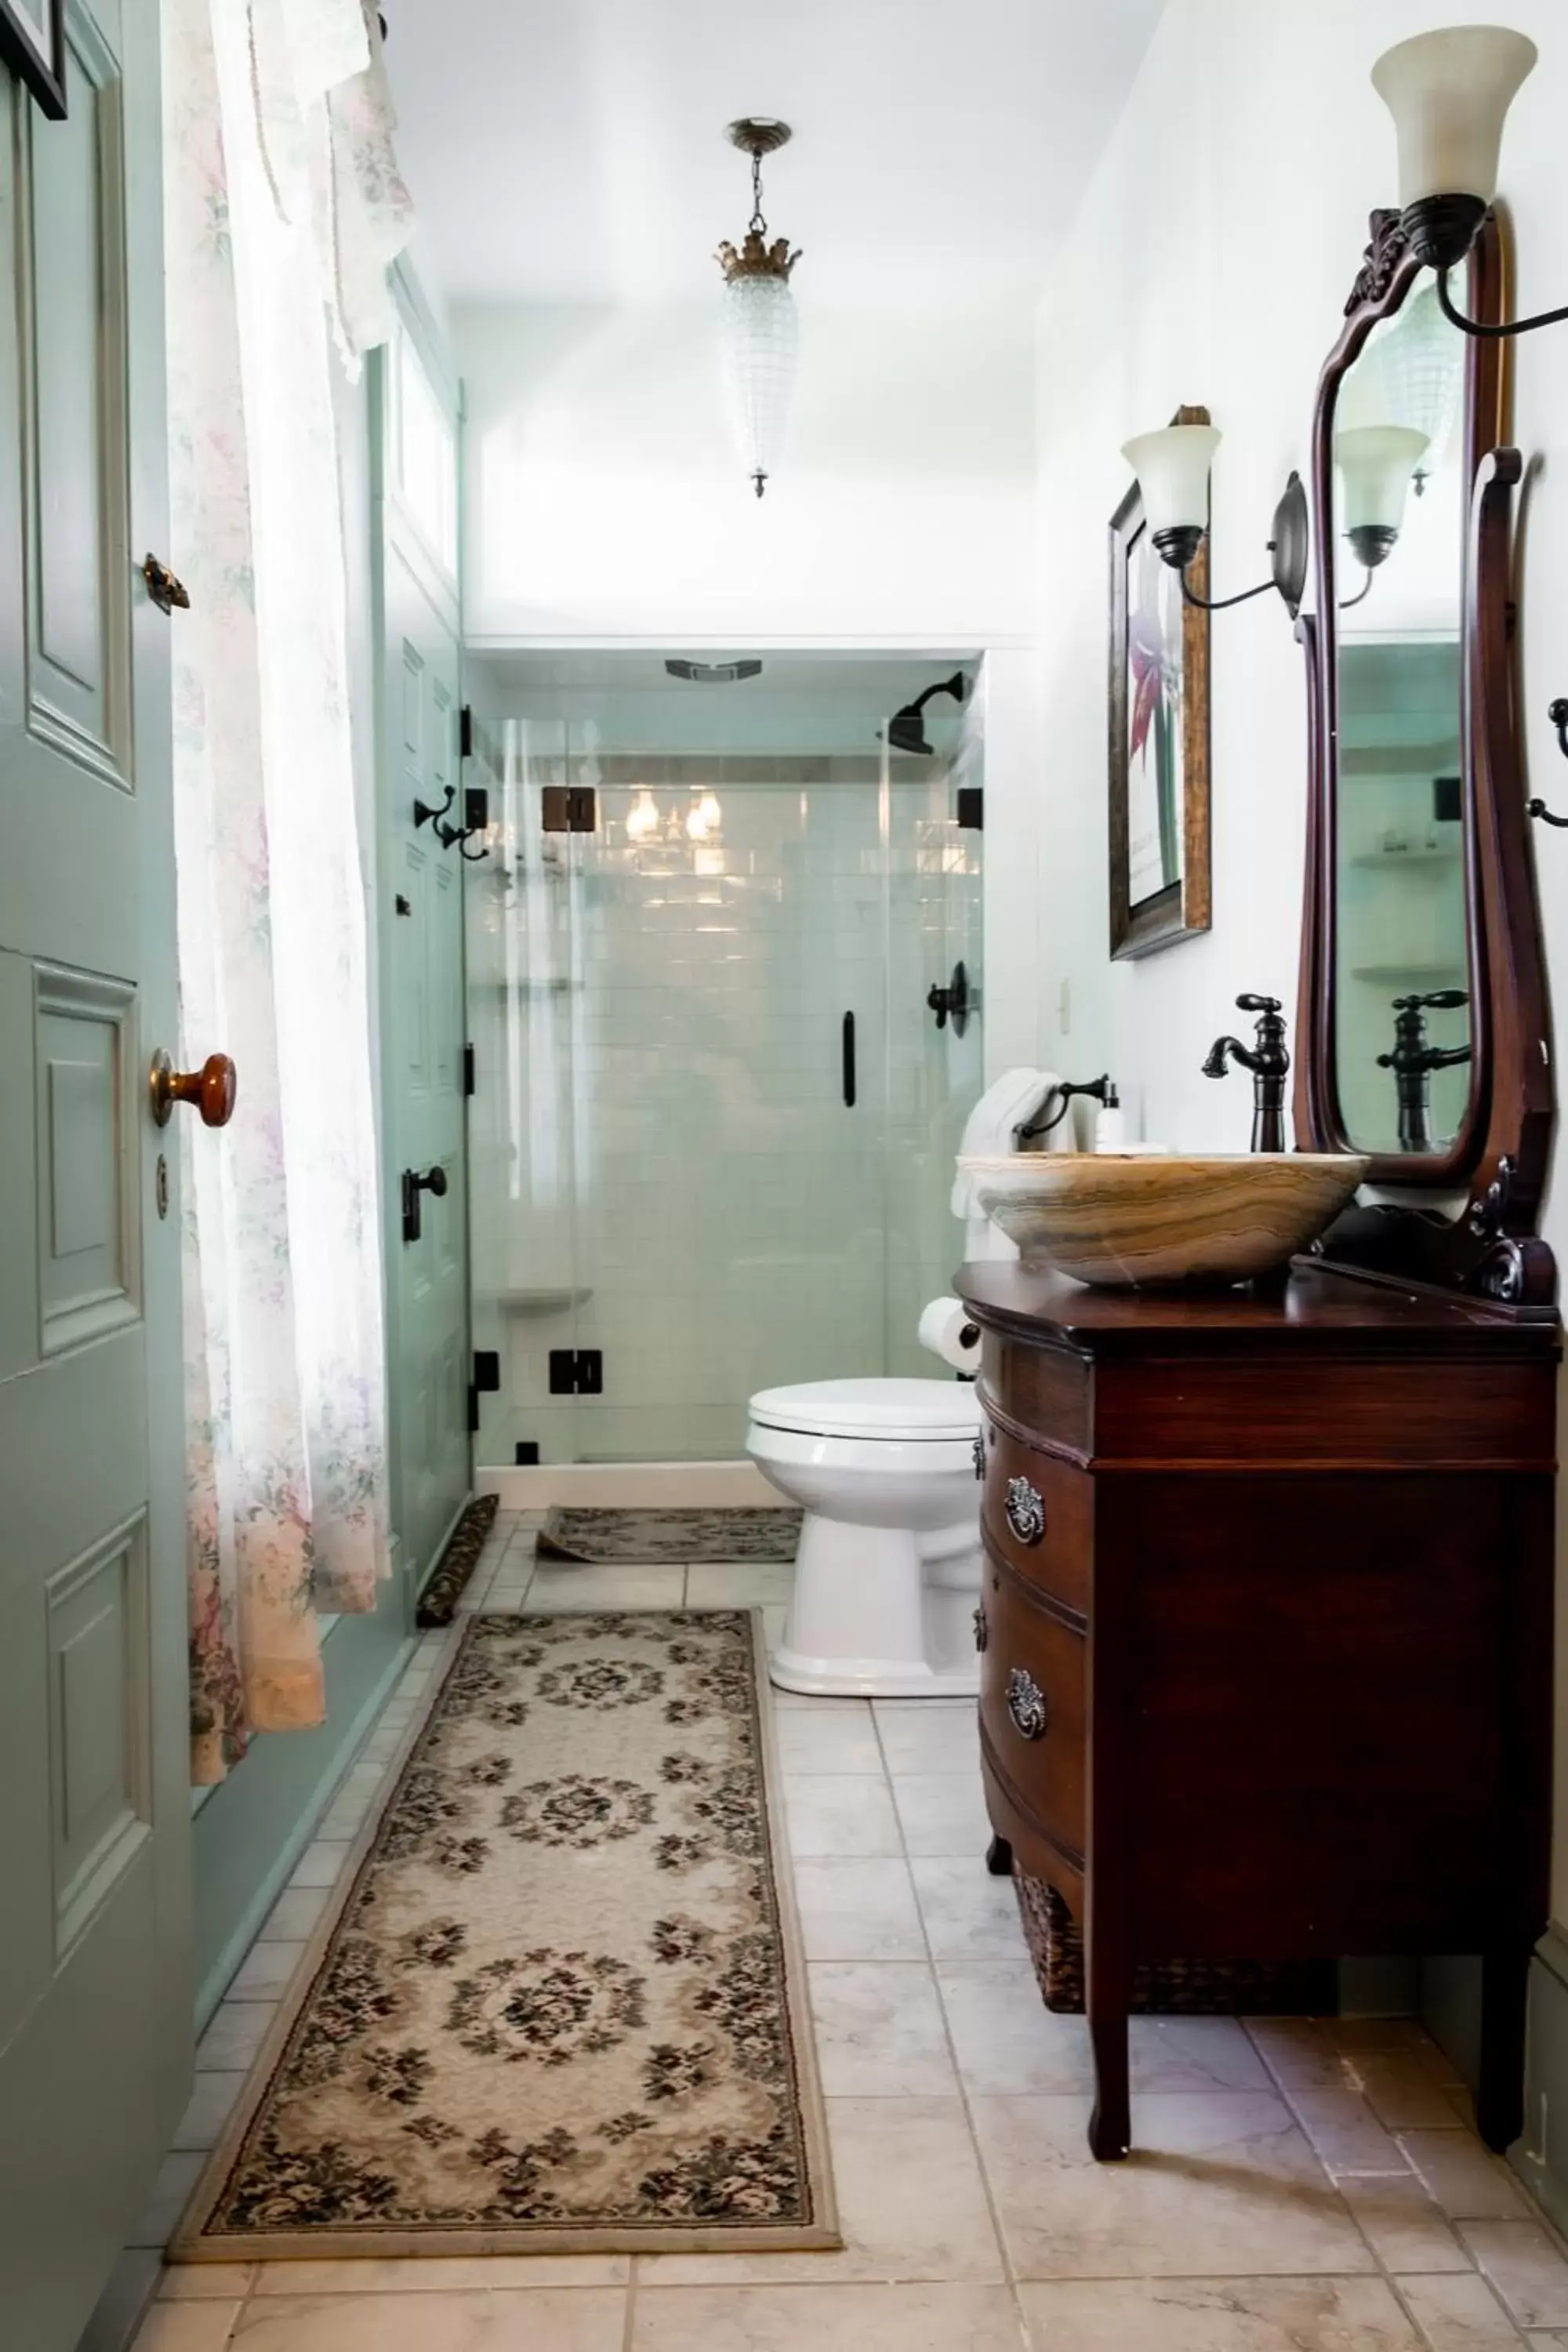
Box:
[538,1506,801,1565]
[172,1610,837,2258]
[415,1494,500,1627]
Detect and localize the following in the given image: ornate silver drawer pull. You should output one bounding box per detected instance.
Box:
[1007,1666,1048,1740]
[972,1432,986,1481]
[1005,1475,1045,1545]
[973,1602,988,1653]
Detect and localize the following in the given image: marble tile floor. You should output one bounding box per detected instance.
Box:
[122,1511,1568,2352]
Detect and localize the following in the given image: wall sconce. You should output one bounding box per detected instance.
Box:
[1371,27,1568,338]
[1334,424,1429,586]
[1120,423,1308,615]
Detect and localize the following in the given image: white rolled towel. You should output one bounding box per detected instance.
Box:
[918,1295,982,1374]
[949,1067,1065,1221]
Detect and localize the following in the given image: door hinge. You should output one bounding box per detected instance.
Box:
[542,785,597,833]
[459,703,474,760]
[956,786,983,830]
[548,1348,604,1395]
[467,1384,480,1434]
[463,1043,476,1095]
[474,1350,501,1392]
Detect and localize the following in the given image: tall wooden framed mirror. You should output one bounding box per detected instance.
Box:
[1295,209,1555,1306]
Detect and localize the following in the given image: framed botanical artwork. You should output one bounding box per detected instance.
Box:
[1108,401,1212,958]
[0,0,67,120]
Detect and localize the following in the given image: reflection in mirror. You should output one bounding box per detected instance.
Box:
[1330,280,1472,1156]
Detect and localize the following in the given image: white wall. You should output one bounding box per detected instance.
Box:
[456,299,1037,648]
[1032,0,1568,1901]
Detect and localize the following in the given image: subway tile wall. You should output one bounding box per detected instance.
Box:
[468,731,982,1464]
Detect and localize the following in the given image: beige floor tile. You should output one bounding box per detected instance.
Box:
[227,1940,307,2001]
[287,1840,351,1890]
[1017,2276,1421,2349]
[260,1885,332,1942]
[129,2153,207,2249]
[1288,2085,1409,2176]
[1352,2053,1472,2132]
[770,1687,873,1714]
[1330,2018,1448,2058]
[971,2091,1375,2280]
[1245,2017,1349,2091]
[1337,2169,1472,2272]
[132,2306,245,2352]
[523,1566,686,1613]
[1527,2333,1568,2346]
[633,2281,1025,2349]
[1131,2019,1276,2095]
[194,2000,276,2073]
[641,2095,1004,2285]
[776,1707,885,1776]
[938,1962,1098,2096]
[910,1856,1029,1961]
[793,1857,927,1961]
[686,1561,797,1607]
[1399,2270,1529,2347]
[233,2288,627,2350]
[873,1703,982,1777]
[248,2257,630,2292]
[1459,2222,1568,2328]
[1402,2133,1533,2222]
[891,1772,993,1857]
[159,2265,256,2300]
[783,1773,902,1859]
[762,1604,787,1646]
[172,2071,248,2153]
[808,1961,957,2096]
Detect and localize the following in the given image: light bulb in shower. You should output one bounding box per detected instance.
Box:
[626,788,659,844]
[685,789,722,842]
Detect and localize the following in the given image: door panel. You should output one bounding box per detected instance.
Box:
[0,2,191,2343]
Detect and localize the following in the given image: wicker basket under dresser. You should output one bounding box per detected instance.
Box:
[955,1258,1559,2161]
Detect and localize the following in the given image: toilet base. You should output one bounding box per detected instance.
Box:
[767,1508,981,1702]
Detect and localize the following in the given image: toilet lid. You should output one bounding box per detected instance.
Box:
[748,1377,982,1443]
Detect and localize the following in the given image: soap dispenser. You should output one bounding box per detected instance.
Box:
[1094,1083,1125,1152]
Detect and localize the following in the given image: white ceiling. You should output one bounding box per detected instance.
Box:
[383,0,1167,313]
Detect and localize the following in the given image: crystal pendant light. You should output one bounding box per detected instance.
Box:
[1341,285,1464,485]
[716,119,801,498]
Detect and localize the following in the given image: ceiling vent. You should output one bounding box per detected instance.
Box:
[664,659,764,684]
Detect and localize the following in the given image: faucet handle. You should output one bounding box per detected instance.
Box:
[1236,993,1282,1014]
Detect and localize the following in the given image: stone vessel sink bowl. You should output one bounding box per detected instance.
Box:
[959,1152,1370,1289]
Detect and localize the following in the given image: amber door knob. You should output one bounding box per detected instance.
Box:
[150,1049,238,1129]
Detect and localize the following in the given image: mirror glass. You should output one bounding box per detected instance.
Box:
[1330,280,1472,1157]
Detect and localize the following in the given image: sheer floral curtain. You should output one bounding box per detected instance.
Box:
[163,0,414,1781]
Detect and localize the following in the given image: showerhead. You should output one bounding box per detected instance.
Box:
[880,670,971,755]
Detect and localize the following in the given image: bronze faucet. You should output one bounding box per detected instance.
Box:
[1203,993,1290,1152]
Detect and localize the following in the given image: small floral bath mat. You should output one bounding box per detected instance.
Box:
[172,1610,837,2259]
[538,1506,802,1566]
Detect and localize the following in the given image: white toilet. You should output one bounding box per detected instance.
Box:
[747,1377,984,1698]
[746,1066,1066,1699]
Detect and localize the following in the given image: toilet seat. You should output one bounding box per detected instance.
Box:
[748,1377,982,1444]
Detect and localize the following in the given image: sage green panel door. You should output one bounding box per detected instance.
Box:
[380,312,470,1595]
[0,3,193,2343]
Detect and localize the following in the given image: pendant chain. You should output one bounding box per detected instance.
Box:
[749,149,767,237]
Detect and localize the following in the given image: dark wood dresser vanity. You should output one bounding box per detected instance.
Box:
[959,1261,1557,2163]
[966,203,1561,2164]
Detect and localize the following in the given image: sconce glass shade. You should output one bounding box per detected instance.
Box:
[1121,423,1221,539]
[720,273,799,497]
[1370,26,1536,209]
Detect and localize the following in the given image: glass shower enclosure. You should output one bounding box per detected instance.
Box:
[465,655,984,1466]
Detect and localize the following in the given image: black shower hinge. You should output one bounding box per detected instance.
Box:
[459,703,474,760]
[463,1042,476,1096]
[466,1385,480,1434]
[548,1348,604,1395]
[956,786,984,830]
[473,1349,501,1392]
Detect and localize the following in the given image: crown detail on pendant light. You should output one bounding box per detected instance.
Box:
[717,118,801,499]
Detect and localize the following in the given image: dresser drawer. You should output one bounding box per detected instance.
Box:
[981,1421,1092,1620]
[978,1552,1086,1868]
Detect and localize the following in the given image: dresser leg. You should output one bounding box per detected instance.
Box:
[1087,2007,1131,2161]
[1477,1942,1533,2154]
[985,1835,1014,1878]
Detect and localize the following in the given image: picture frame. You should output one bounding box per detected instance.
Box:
[1108,401,1212,959]
[0,0,67,121]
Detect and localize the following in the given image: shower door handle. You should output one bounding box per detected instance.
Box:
[842,1011,856,1108]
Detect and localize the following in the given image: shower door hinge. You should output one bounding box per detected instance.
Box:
[466,1385,480,1434]
[459,703,474,760]
[542,785,597,833]
[956,786,984,830]
[463,1043,476,1096]
[548,1348,604,1395]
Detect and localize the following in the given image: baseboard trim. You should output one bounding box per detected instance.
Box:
[477,1459,776,1508]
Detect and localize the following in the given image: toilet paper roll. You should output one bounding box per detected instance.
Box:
[918,1295,982,1374]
